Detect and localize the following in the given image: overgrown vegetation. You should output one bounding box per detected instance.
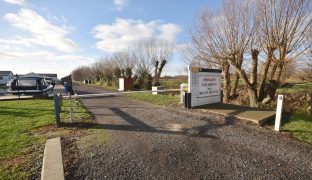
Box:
[0,99,92,179]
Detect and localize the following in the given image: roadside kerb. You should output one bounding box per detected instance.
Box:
[41,137,64,180]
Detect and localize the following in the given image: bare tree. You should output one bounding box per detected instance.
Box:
[187,0,311,107]
[189,0,256,105]
[72,66,92,81]
[132,39,175,85]
[257,0,312,104]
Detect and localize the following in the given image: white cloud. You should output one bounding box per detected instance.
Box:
[0,48,93,77]
[92,18,181,52]
[0,8,91,77]
[113,0,127,11]
[158,24,182,41]
[3,8,78,53]
[3,0,25,6]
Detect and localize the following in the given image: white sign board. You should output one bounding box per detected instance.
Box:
[188,66,222,107]
[198,76,220,97]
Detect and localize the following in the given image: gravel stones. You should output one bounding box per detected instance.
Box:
[64,84,312,179]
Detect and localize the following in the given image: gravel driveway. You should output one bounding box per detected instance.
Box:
[67,84,312,179]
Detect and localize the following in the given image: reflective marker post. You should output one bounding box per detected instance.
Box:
[274,95,284,132]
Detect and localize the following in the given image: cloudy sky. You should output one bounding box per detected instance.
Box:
[0,0,220,78]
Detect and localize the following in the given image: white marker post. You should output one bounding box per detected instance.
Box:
[274,95,284,131]
[180,83,188,104]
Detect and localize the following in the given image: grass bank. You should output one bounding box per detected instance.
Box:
[283,114,312,144]
[125,93,180,106]
[0,98,92,179]
[277,82,312,93]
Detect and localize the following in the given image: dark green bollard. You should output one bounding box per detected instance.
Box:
[54,94,61,127]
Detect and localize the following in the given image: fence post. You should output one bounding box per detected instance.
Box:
[274,95,284,132]
[53,94,61,127]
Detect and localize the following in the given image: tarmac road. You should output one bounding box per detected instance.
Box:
[66,84,312,179]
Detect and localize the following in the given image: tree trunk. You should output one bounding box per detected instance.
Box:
[248,88,259,107]
[222,62,231,103]
[270,64,277,80]
[261,65,284,104]
[274,65,283,84]
[230,72,239,98]
[230,54,243,99]
[228,61,258,107]
[258,49,273,102]
[250,49,259,88]
[154,61,159,79]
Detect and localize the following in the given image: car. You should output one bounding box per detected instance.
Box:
[7,74,54,95]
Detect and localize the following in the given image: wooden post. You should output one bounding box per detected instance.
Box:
[274,95,284,132]
[53,94,61,127]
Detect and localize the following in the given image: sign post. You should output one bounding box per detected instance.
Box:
[274,95,284,132]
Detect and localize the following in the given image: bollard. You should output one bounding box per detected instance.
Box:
[180,83,188,104]
[68,92,73,123]
[274,95,284,131]
[53,94,61,127]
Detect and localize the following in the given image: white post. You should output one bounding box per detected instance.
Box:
[274,95,284,131]
[180,83,188,103]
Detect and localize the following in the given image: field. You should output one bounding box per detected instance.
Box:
[126,92,180,106]
[0,98,92,179]
[159,78,187,89]
[277,82,312,93]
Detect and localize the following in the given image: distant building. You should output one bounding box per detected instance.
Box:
[37,73,57,78]
[0,71,14,85]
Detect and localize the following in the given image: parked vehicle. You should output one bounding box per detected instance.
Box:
[7,74,54,95]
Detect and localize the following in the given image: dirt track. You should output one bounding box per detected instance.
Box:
[66,84,312,179]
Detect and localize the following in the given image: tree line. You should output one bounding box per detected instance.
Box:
[72,39,175,90]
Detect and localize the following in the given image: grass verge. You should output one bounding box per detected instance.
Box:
[125,92,179,106]
[283,114,312,144]
[0,98,93,179]
[277,82,312,93]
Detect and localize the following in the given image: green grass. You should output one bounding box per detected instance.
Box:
[126,93,180,106]
[0,99,54,158]
[283,114,312,144]
[0,98,92,179]
[83,81,118,91]
[277,82,312,93]
[159,79,187,89]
